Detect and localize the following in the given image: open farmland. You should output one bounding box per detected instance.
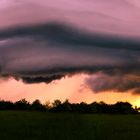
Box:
[0,111,140,140]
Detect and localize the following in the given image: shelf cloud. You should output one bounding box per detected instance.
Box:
[0,22,139,93]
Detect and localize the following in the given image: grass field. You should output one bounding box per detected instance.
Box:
[0,111,140,140]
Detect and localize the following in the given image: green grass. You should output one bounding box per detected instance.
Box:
[0,111,140,140]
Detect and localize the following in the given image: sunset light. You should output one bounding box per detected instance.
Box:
[0,0,140,112]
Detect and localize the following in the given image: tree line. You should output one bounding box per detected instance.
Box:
[0,99,139,114]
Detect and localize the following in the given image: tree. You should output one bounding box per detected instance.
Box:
[15,99,30,110]
[52,99,62,108]
[31,100,46,111]
[0,100,14,110]
[113,102,135,114]
[61,99,72,111]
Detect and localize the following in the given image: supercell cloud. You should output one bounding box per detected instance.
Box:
[0,0,140,94]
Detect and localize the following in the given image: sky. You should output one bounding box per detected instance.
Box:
[0,0,140,106]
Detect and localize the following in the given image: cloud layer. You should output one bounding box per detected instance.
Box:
[1,0,140,37]
[0,22,139,94]
[85,73,140,94]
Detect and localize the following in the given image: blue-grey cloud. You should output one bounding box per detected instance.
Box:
[0,22,139,93]
[85,73,140,94]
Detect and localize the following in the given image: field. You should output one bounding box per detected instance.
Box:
[0,111,140,140]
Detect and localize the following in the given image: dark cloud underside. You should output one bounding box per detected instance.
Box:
[0,22,140,93]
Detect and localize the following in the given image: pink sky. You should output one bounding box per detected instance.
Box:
[0,0,140,107]
[0,74,140,107]
[1,0,140,37]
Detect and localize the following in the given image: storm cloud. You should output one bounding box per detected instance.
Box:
[0,22,140,93]
[85,73,140,94]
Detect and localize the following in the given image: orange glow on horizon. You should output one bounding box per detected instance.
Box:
[0,74,140,107]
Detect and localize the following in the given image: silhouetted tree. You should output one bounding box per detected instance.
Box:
[112,102,136,114]
[15,99,30,110]
[31,100,46,111]
[44,100,51,110]
[61,99,72,111]
[77,102,89,113]
[0,100,14,110]
[52,99,62,107]
[0,98,138,114]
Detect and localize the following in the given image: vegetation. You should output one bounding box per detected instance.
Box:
[0,99,139,114]
[0,111,140,140]
[0,99,140,139]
